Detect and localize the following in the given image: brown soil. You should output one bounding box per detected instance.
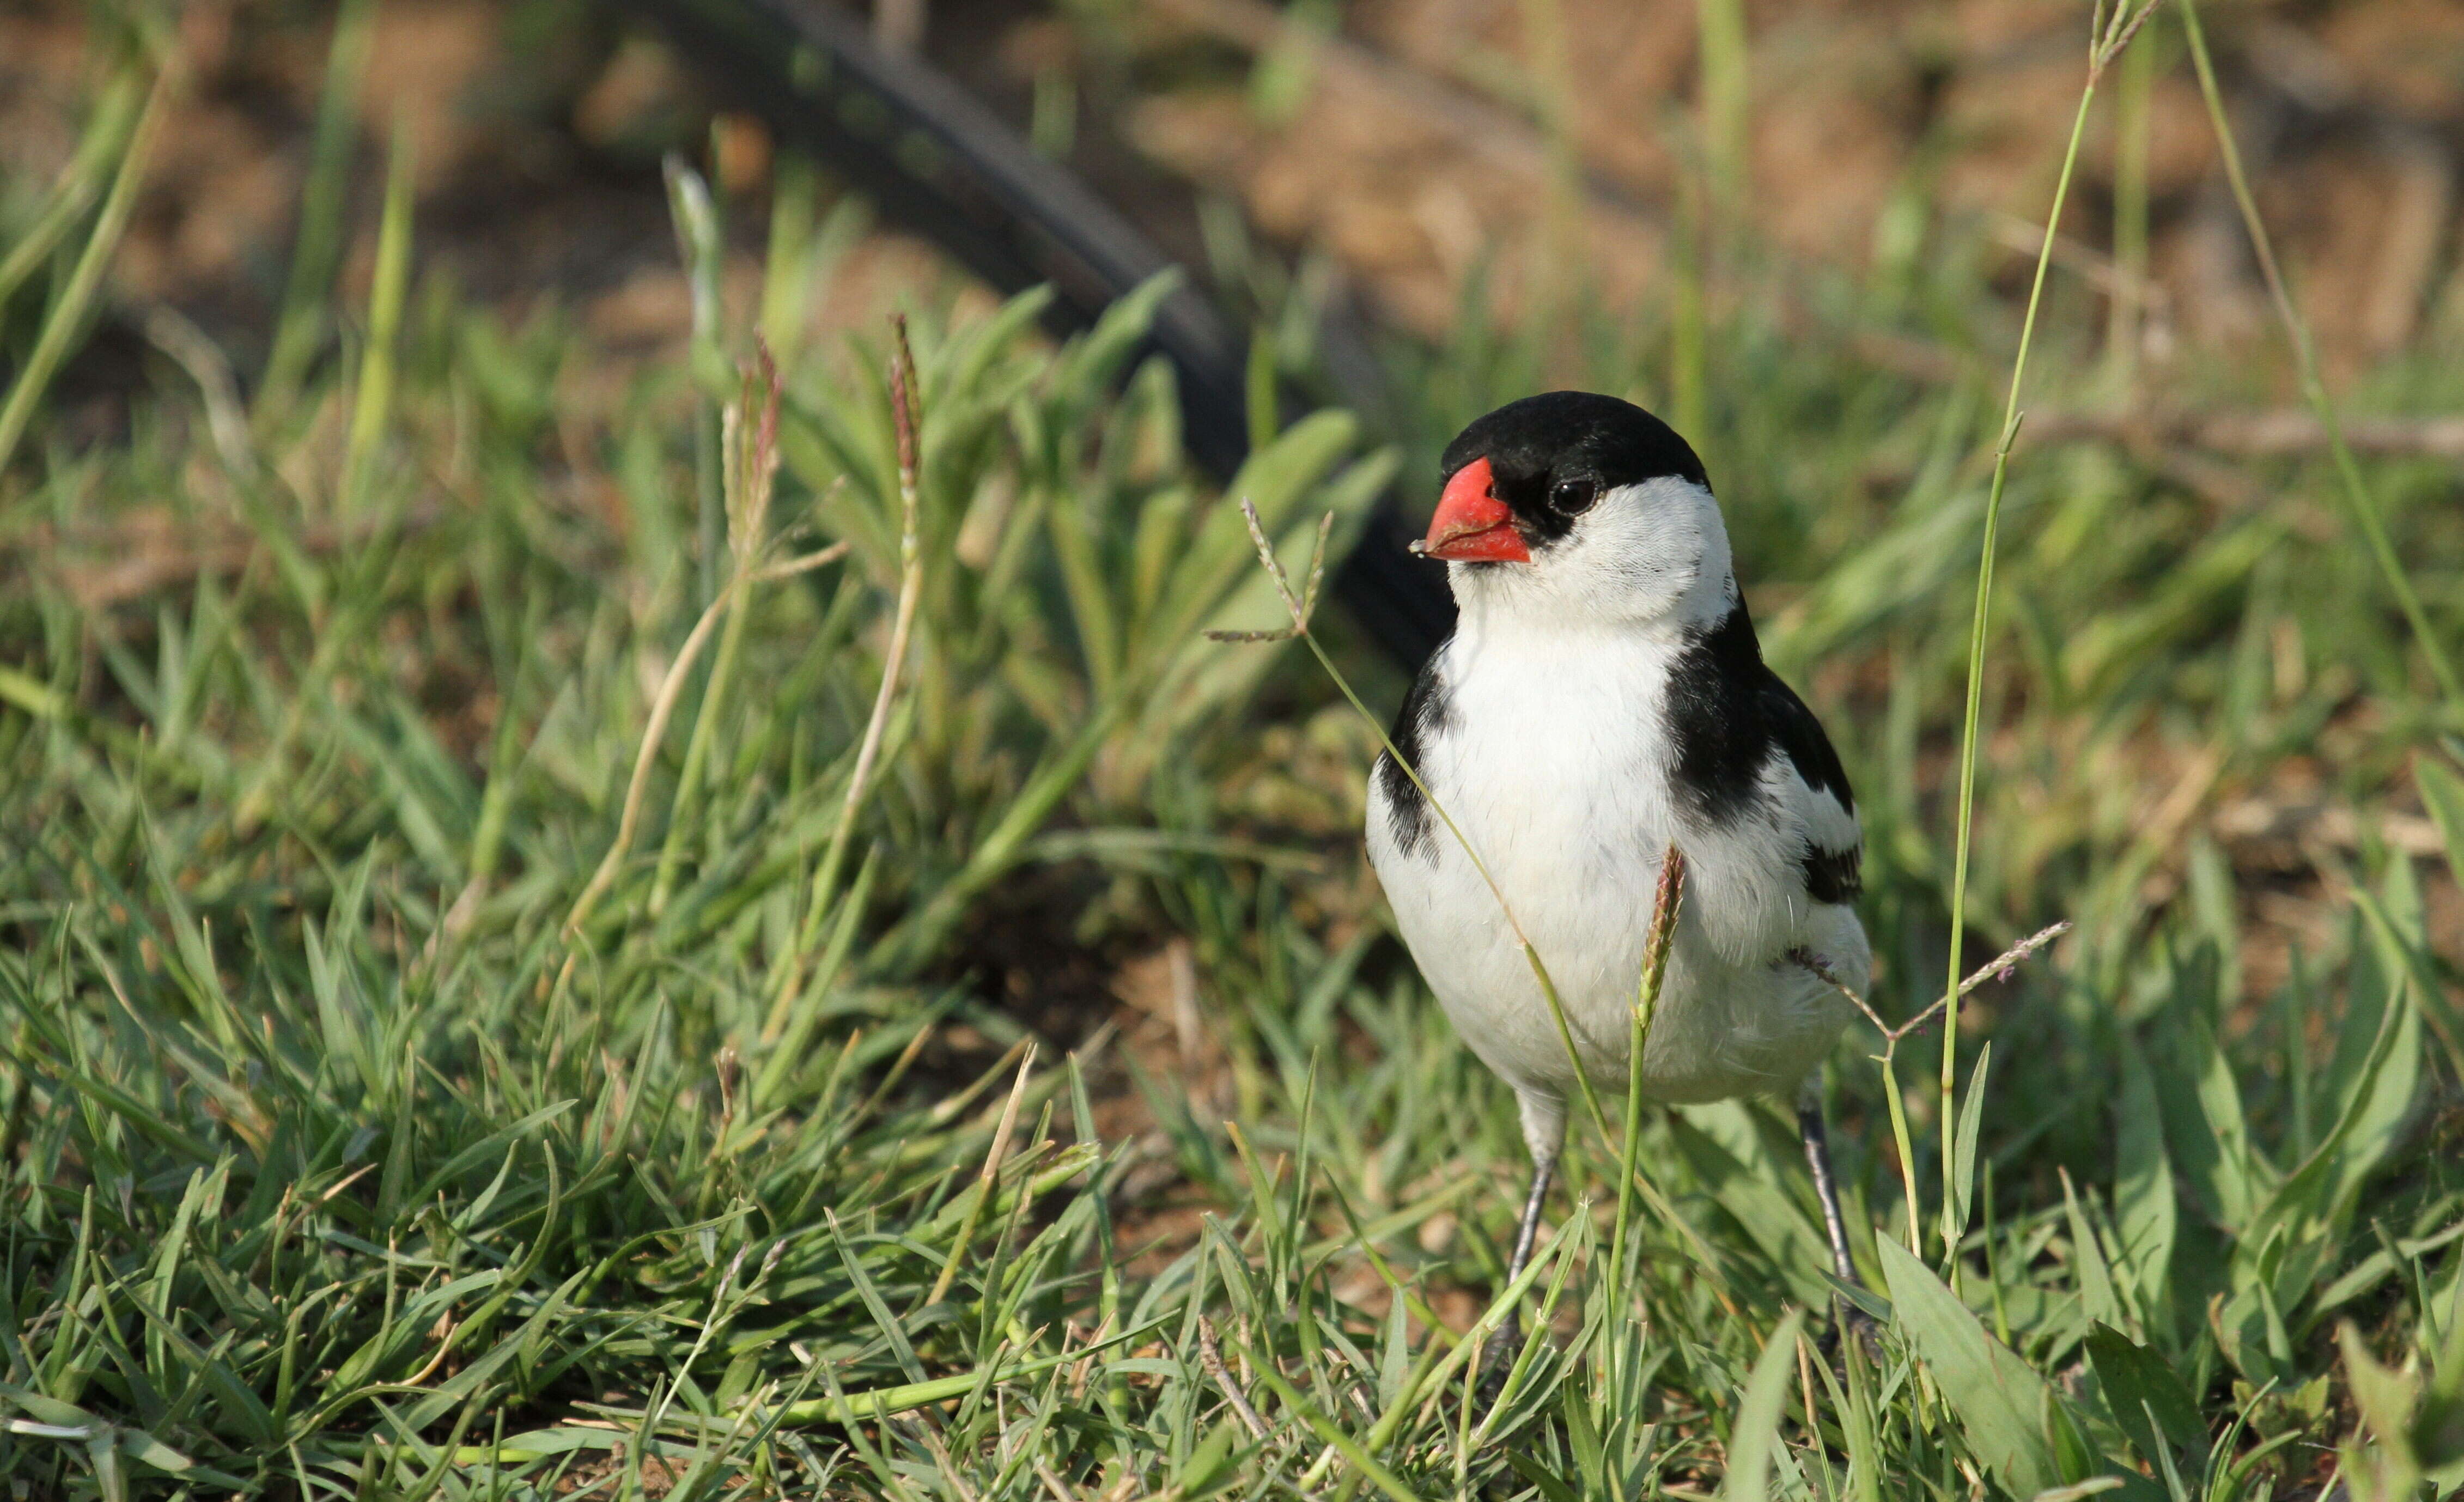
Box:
[1117,0,2464,375]
[14,0,2462,376]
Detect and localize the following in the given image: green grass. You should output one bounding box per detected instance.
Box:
[3,4,2464,1498]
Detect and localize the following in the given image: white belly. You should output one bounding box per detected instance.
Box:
[1365,628,1864,1116]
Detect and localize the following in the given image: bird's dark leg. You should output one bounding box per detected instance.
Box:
[1797,1100,1858,1284]
[1496,1141,1558,1359]
[1798,1096,1875,1343]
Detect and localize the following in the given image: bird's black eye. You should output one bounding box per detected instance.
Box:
[1549,477,1599,516]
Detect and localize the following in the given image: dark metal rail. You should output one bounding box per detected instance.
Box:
[628,0,1453,666]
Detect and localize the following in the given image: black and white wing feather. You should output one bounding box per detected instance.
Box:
[1759,672,1861,905]
[1664,599,1863,910]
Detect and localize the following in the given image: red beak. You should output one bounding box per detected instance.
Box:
[1418,458,1530,562]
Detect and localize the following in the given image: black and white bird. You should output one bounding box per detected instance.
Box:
[1366,391,1869,1304]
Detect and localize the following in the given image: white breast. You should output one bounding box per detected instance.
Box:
[1366,619,1863,1118]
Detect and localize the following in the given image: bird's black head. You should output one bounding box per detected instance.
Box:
[1423,392,1732,627]
[1438,392,1708,548]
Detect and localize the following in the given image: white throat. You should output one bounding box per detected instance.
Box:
[1447,476,1736,636]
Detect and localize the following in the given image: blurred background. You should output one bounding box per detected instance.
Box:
[11,0,2464,371]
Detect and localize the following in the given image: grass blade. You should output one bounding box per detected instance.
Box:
[1720,1308,1806,1501]
[259,0,376,416]
[2175,0,2462,713]
[0,57,174,475]
[1877,1235,2063,1498]
[338,118,414,514]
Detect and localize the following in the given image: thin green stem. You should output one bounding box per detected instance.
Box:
[759,152,819,362]
[1938,27,2117,1266]
[0,62,172,476]
[563,584,738,938]
[2104,11,2156,390]
[1608,976,1654,1324]
[2175,0,2462,713]
[650,579,752,915]
[1608,849,1685,1352]
[763,321,923,1039]
[338,119,413,515]
[1881,1045,1924,1256]
[0,69,142,314]
[260,0,375,419]
[1694,0,1750,232]
[667,156,728,612]
[1671,163,1708,450]
[653,371,785,917]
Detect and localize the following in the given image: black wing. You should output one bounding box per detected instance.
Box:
[1665,599,1863,906]
[1759,672,1862,905]
[1374,645,1452,862]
